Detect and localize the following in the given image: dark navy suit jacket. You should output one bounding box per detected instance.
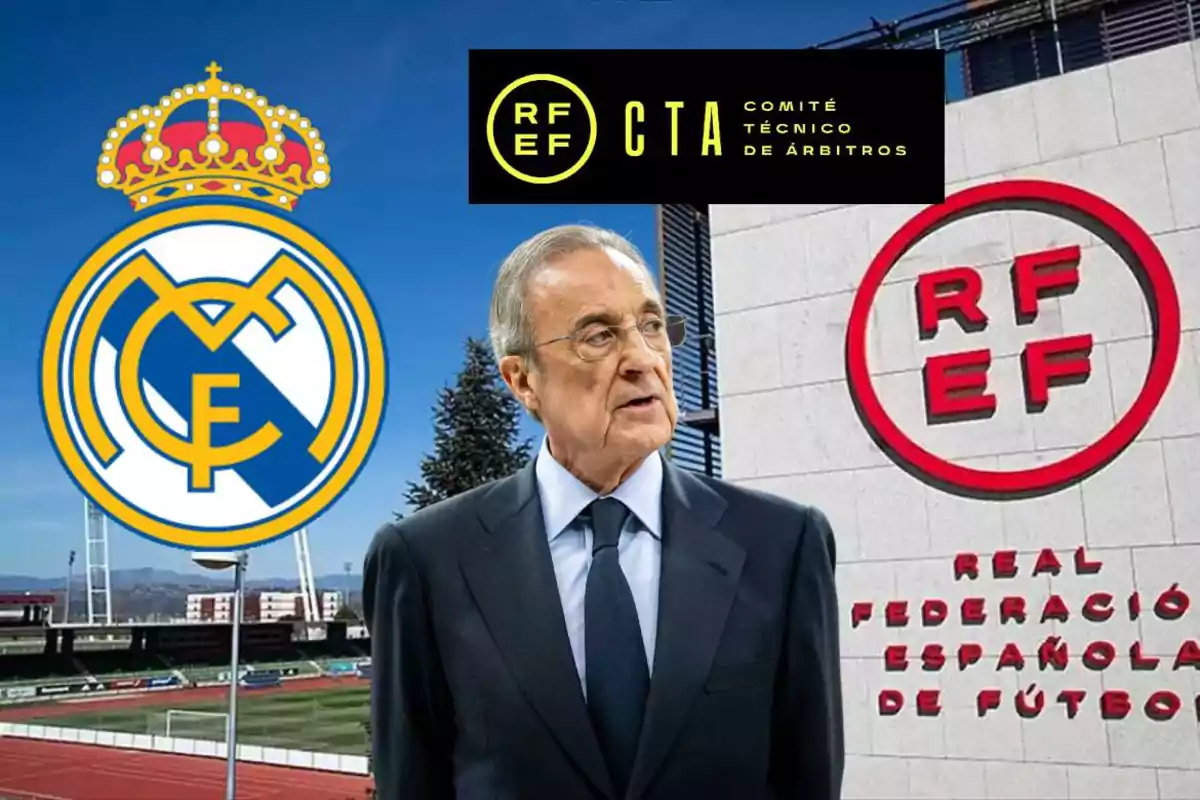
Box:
[363,460,843,800]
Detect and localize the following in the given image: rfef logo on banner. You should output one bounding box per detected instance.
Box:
[40,63,388,551]
[468,50,945,204]
[846,179,1181,498]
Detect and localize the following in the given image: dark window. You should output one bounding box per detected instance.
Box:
[658,204,721,478]
[965,0,1194,98]
[817,0,1198,101]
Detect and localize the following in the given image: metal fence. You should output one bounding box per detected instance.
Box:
[815,0,1200,102]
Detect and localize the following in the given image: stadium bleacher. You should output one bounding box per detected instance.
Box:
[0,620,370,699]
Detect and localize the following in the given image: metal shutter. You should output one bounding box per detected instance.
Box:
[1102,0,1196,60]
[816,0,1198,101]
[657,204,722,478]
[963,0,1196,97]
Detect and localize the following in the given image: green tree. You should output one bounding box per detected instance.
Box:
[405,337,532,510]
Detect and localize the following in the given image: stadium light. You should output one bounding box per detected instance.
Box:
[192,551,244,571]
[191,550,248,800]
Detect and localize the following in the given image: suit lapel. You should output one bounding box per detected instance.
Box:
[460,463,616,800]
[628,464,743,799]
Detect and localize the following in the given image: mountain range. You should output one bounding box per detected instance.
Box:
[0,568,364,622]
[0,567,360,593]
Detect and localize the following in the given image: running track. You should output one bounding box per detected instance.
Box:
[0,739,370,799]
[0,677,370,799]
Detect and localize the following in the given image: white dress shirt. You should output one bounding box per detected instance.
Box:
[534,437,663,694]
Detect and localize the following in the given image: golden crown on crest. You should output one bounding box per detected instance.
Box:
[95,61,331,212]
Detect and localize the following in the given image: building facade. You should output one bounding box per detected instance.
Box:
[185,590,341,623]
[674,29,1200,800]
[0,594,56,627]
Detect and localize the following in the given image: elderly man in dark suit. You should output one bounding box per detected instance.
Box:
[363,224,843,800]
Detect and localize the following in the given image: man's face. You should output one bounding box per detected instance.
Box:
[513,247,678,469]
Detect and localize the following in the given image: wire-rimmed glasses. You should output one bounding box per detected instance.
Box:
[534,314,687,362]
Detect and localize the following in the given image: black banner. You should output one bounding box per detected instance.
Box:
[34,680,105,697]
[4,676,153,703]
[468,49,945,204]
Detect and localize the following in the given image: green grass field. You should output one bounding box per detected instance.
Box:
[17,684,370,755]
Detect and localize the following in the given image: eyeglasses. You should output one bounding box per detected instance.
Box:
[534,314,687,362]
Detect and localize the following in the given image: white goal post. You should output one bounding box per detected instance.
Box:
[161,708,229,739]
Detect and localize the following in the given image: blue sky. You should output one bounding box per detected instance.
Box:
[0,0,930,580]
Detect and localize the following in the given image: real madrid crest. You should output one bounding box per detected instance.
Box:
[40,62,388,550]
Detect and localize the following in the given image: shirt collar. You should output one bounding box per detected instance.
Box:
[535,437,663,542]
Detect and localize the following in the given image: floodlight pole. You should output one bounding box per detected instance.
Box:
[65,550,75,624]
[224,552,247,800]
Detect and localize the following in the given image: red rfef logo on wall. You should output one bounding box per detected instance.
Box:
[846,179,1181,497]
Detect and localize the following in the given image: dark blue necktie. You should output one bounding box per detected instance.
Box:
[584,497,649,797]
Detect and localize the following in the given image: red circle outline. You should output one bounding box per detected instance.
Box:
[846,179,1181,495]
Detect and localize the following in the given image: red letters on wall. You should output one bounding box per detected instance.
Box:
[918,246,1096,423]
[853,546,1199,723]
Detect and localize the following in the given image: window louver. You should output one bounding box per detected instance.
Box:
[658,204,722,478]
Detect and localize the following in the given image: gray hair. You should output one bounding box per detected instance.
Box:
[488,224,656,364]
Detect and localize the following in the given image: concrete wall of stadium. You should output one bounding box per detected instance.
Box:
[708,41,1200,800]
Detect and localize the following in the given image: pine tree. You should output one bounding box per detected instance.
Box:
[405,337,532,510]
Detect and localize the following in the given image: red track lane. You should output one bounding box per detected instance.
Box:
[0,738,370,799]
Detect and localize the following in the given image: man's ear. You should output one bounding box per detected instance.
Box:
[498,354,540,419]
